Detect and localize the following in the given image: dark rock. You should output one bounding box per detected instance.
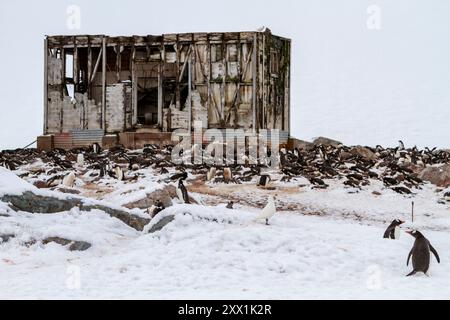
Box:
[43,237,91,251]
[0,234,15,243]
[148,215,175,233]
[1,191,150,231]
[55,187,81,195]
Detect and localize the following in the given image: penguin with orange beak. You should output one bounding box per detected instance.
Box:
[383,219,405,239]
[406,230,440,277]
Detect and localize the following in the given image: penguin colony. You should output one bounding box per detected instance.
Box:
[1,143,449,197]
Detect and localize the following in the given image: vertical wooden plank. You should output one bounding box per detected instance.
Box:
[206,35,211,129]
[191,34,196,90]
[73,36,78,89]
[116,43,121,83]
[221,34,226,123]
[252,33,257,133]
[87,37,92,99]
[60,47,65,133]
[131,45,137,126]
[235,35,241,129]
[188,52,192,132]
[157,40,164,127]
[262,33,267,130]
[287,40,291,135]
[102,36,107,132]
[175,35,181,110]
[43,37,48,135]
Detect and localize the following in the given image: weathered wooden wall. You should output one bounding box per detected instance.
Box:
[44,31,290,137]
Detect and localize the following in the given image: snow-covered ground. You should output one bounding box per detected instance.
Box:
[1,166,450,299]
[1,204,449,300]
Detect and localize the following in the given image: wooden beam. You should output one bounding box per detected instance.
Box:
[87,37,92,98]
[73,37,79,89]
[131,45,137,126]
[43,38,48,135]
[89,47,102,84]
[252,33,257,133]
[116,44,121,82]
[157,41,163,127]
[102,36,106,131]
[188,54,192,132]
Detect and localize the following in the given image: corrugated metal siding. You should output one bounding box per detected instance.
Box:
[71,129,104,148]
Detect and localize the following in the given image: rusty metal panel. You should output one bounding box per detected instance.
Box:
[53,133,73,149]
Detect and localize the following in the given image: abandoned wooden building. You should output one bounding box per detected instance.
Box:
[38,30,291,150]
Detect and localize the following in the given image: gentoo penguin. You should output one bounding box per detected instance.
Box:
[92,142,101,154]
[406,230,440,276]
[148,200,165,218]
[444,192,450,202]
[114,166,124,181]
[383,219,405,239]
[258,174,271,188]
[207,167,217,181]
[176,178,190,204]
[226,201,234,209]
[254,195,276,225]
[398,140,405,151]
[170,171,188,182]
[62,172,76,187]
[223,167,232,183]
[76,153,84,166]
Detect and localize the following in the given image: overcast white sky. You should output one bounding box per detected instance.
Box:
[0,0,449,149]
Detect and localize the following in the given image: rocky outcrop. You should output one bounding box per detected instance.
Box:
[148,215,175,233]
[43,237,91,251]
[1,191,150,231]
[0,234,15,243]
[350,146,377,161]
[419,164,450,188]
[313,137,342,147]
[124,185,177,210]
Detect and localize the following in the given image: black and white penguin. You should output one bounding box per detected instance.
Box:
[406,230,440,276]
[92,143,101,154]
[149,200,165,218]
[398,140,405,151]
[383,219,405,239]
[176,178,190,204]
[444,192,450,202]
[171,171,188,182]
[226,201,234,209]
[114,166,124,181]
[258,174,271,187]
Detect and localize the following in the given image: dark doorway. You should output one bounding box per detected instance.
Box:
[137,78,158,126]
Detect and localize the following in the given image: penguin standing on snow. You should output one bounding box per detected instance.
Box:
[226,201,234,209]
[176,177,190,204]
[254,195,276,225]
[383,219,405,239]
[148,200,165,218]
[406,230,440,277]
[257,174,271,187]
